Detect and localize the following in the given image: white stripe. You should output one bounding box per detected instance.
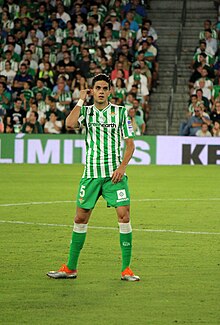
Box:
[1,197,220,207]
[99,113,106,177]
[86,110,91,178]
[107,108,113,176]
[115,106,120,167]
[92,109,98,178]
[0,219,219,236]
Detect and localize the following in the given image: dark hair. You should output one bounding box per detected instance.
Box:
[92,74,111,89]
[47,96,57,103]
[32,111,39,119]
[0,81,7,89]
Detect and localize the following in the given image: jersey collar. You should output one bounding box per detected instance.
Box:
[93,102,111,113]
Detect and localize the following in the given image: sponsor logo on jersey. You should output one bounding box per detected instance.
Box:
[88,122,116,128]
[116,189,129,202]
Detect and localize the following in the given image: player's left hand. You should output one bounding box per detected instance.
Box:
[111,165,126,183]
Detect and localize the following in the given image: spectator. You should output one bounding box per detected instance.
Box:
[71,75,89,106]
[0,116,4,133]
[188,94,199,116]
[182,106,211,136]
[76,47,91,78]
[121,11,139,33]
[1,61,16,90]
[56,4,71,25]
[6,97,26,133]
[196,123,212,137]
[0,81,12,113]
[112,77,127,104]
[22,49,38,73]
[13,63,33,93]
[51,75,72,114]
[44,112,62,134]
[123,0,147,19]
[74,15,87,40]
[196,88,210,111]
[128,107,146,135]
[105,11,121,39]
[199,19,218,40]
[21,111,43,134]
[82,24,100,49]
[32,79,51,101]
[212,121,220,136]
[1,11,14,36]
[26,101,46,126]
[204,28,218,56]
[111,61,129,81]
[136,18,158,42]
[127,62,149,103]
[38,61,55,89]
[193,77,212,101]
[20,80,34,111]
[210,101,220,124]
[45,96,65,127]
[0,50,18,72]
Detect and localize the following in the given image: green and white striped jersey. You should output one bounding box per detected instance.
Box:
[79,103,134,178]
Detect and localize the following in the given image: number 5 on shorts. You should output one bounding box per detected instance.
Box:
[79,185,86,197]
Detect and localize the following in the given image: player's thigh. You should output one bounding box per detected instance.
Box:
[75,207,93,224]
[76,178,102,209]
[102,176,130,208]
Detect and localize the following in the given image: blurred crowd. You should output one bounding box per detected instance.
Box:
[0,0,158,136]
[180,16,220,137]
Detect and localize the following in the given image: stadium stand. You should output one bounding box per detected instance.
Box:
[0,0,158,136]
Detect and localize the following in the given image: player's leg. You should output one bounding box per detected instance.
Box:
[116,205,140,281]
[47,178,101,279]
[102,176,140,281]
[116,205,132,271]
[66,207,92,271]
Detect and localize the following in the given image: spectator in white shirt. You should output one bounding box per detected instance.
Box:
[56,4,71,25]
[44,112,62,134]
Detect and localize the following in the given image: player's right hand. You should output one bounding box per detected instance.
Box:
[80,89,90,101]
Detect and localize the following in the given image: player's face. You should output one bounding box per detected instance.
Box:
[92,80,111,106]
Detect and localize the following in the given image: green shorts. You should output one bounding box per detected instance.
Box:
[76,176,130,209]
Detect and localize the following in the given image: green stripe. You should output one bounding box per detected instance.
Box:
[111,105,117,171]
[95,110,101,177]
[104,110,110,176]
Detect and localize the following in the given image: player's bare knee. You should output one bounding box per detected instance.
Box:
[74,215,87,224]
[117,206,130,223]
[74,208,91,224]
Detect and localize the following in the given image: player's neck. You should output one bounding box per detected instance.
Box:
[94,101,109,110]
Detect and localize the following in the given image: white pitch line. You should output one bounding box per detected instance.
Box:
[0,219,220,236]
[1,198,220,207]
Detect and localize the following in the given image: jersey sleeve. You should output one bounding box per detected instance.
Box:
[121,107,134,139]
[78,105,86,126]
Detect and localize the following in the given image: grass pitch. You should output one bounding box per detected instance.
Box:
[0,164,219,325]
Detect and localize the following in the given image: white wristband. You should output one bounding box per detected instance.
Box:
[76,99,84,108]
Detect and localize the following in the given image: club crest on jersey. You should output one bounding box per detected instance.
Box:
[99,116,106,123]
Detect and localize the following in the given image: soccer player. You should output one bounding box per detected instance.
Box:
[47,73,140,281]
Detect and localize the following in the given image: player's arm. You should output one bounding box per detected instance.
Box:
[66,89,90,129]
[112,138,135,184]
